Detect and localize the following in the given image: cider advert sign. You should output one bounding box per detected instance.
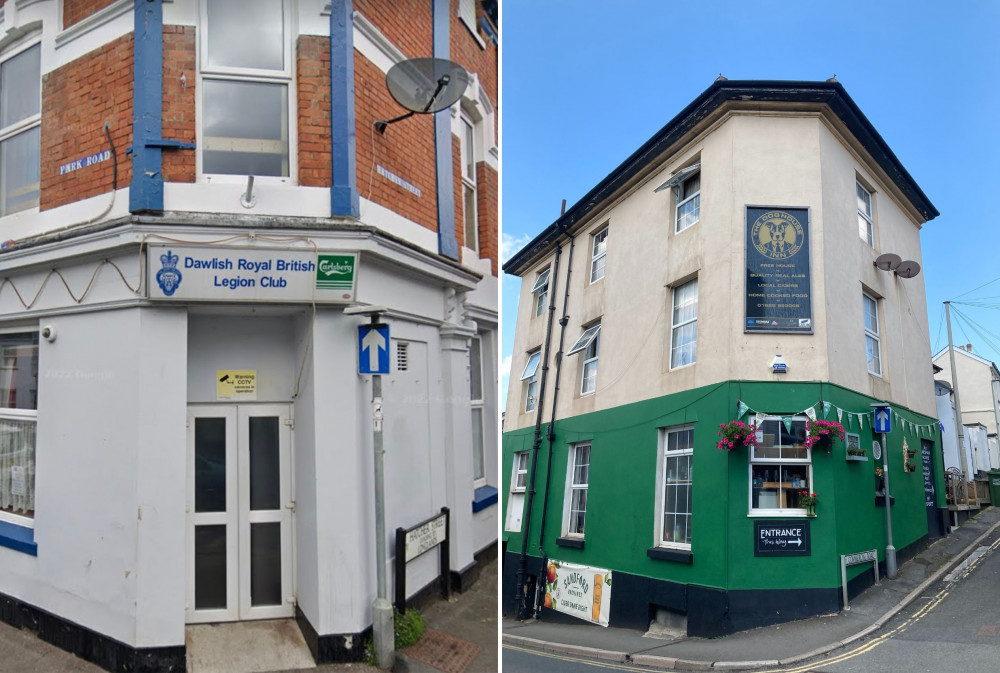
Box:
[542,559,612,626]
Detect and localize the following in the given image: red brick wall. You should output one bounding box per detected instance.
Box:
[162,25,196,183]
[354,0,432,59]
[298,36,332,187]
[63,0,119,29]
[477,163,498,275]
[40,34,133,211]
[355,53,437,231]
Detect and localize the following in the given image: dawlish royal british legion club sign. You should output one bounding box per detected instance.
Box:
[147,245,357,303]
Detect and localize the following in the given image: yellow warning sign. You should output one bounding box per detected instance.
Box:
[217,370,257,400]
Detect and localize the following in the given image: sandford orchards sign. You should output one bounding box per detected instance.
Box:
[542,559,612,626]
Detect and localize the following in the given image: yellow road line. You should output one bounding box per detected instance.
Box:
[502,643,651,671]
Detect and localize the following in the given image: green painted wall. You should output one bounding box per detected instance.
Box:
[502,380,944,593]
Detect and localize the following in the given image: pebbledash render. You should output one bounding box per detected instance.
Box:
[502,79,947,636]
[0,1,498,671]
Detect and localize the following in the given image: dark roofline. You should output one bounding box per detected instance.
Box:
[504,80,939,276]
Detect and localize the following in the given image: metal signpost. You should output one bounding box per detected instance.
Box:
[348,306,393,669]
[872,403,897,578]
[841,549,879,610]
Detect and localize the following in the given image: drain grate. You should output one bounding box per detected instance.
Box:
[403,628,481,673]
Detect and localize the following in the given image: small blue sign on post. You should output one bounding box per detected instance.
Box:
[358,324,390,375]
[873,405,892,434]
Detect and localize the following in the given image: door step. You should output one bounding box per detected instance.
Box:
[186,619,315,673]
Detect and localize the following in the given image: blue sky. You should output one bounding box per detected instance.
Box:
[500,0,1000,402]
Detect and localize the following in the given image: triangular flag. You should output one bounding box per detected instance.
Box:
[837,408,843,423]
[737,400,749,418]
[783,416,793,433]
[858,414,865,430]
[848,414,855,428]
[822,401,831,418]
[805,407,817,421]
[756,413,766,429]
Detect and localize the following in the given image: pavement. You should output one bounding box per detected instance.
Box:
[502,506,1000,670]
[0,554,498,673]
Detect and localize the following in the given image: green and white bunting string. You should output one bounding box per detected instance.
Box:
[735,397,940,437]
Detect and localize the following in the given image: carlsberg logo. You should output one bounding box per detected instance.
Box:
[315,254,355,291]
[319,259,352,276]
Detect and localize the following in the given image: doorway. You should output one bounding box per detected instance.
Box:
[186,404,293,623]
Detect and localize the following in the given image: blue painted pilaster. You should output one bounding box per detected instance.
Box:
[433,0,459,260]
[330,0,359,218]
[130,0,164,213]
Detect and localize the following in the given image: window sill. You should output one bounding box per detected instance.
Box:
[556,536,584,549]
[472,485,498,513]
[748,511,810,517]
[0,519,37,556]
[647,546,692,564]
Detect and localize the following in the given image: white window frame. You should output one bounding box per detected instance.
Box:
[521,349,541,413]
[563,442,590,537]
[470,336,486,487]
[532,268,550,318]
[748,416,812,517]
[0,330,38,529]
[857,181,874,247]
[505,451,529,532]
[659,163,701,234]
[590,226,608,284]
[670,279,698,369]
[0,39,42,218]
[864,292,882,377]
[656,425,694,549]
[567,323,601,396]
[197,0,296,184]
[460,110,479,252]
[512,451,529,492]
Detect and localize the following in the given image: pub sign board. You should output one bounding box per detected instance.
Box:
[745,207,813,333]
[754,519,811,557]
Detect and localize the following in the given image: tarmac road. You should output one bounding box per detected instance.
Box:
[774,531,1000,673]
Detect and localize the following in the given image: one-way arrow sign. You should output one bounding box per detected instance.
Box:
[873,405,891,434]
[358,324,390,374]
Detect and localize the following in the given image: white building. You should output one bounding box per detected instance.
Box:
[0,1,498,669]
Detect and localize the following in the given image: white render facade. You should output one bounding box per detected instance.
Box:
[506,83,938,431]
[0,1,499,669]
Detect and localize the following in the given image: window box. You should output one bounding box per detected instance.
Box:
[846,453,869,462]
[556,537,584,550]
[647,546,692,564]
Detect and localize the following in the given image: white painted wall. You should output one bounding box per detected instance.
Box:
[187,314,299,403]
[0,307,187,649]
[506,111,936,428]
[933,348,1000,438]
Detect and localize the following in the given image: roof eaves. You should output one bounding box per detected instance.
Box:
[503,80,939,277]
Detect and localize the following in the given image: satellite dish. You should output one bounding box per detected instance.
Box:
[873,253,901,271]
[375,58,469,134]
[895,260,921,278]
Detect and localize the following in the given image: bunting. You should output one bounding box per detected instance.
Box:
[732,397,940,437]
[737,400,749,419]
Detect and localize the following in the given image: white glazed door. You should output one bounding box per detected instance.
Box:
[186,405,292,623]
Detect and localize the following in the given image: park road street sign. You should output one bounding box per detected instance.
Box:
[873,406,892,434]
[358,324,390,375]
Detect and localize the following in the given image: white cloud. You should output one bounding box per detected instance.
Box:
[501,232,532,263]
[500,354,512,379]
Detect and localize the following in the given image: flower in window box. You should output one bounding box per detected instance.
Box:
[798,491,818,516]
[717,420,758,452]
[804,420,845,453]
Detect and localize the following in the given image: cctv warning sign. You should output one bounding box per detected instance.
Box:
[217,370,257,400]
